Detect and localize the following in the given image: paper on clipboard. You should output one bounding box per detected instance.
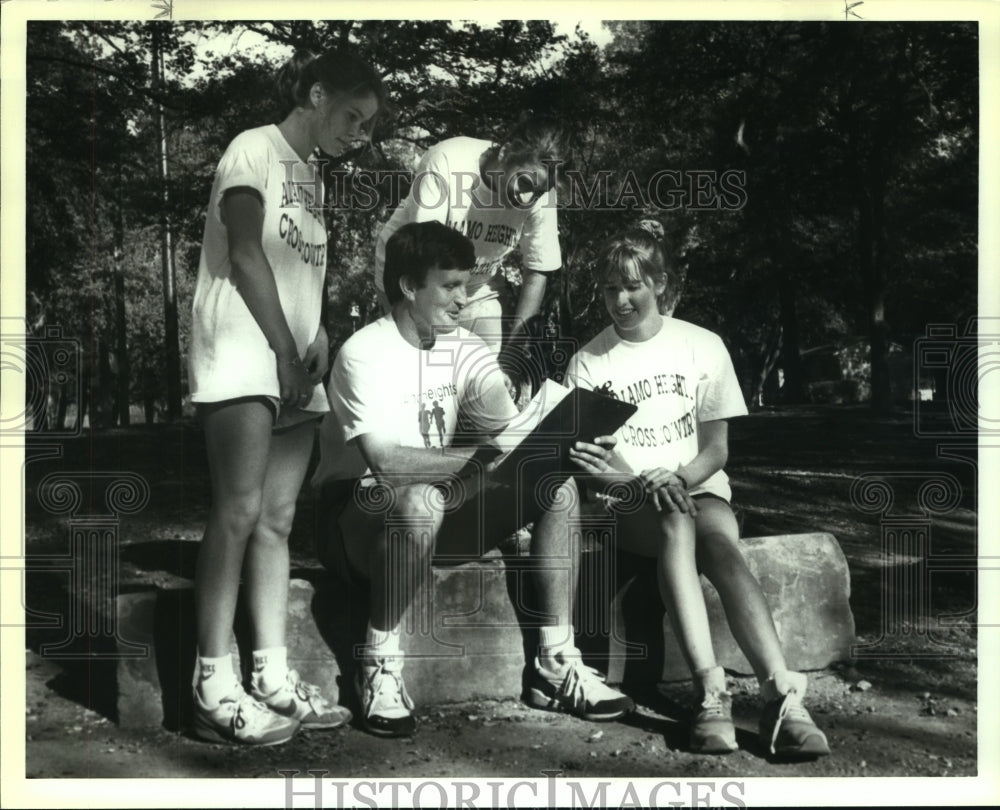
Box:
[489,379,638,484]
[492,378,572,453]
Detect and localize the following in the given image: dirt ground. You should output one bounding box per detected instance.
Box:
[11,405,992,799]
[23,648,977,781]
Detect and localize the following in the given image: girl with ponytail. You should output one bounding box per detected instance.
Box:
[187,48,383,745]
[564,223,830,759]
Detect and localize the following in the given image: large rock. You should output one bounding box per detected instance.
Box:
[597,533,856,684]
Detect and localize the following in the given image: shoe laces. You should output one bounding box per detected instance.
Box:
[768,689,813,752]
[697,691,732,718]
[555,659,615,707]
[286,669,329,710]
[363,659,414,717]
[229,691,273,732]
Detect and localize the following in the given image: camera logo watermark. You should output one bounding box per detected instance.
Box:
[849,317,998,657]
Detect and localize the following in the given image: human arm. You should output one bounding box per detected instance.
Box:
[639,419,730,515]
[223,188,313,405]
[508,187,560,339]
[302,323,330,385]
[353,432,479,484]
[302,262,332,384]
[512,269,549,330]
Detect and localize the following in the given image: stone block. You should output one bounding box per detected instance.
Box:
[389,554,531,704]
[116,590,166,729]
[116,579,344,730]
[115,533,854,727]
[116,557,532,728]
[597,533,856,684]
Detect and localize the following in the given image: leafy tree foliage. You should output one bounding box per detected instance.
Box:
[24,20,977,426]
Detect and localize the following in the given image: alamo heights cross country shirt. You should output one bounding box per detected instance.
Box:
[189,125,329,411]
[564,317,748,502]
[373,137,562,306]
[312,315,517,487]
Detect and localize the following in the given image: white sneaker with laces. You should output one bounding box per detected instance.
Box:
[528,655,634,721]
[355,657,416,737]
[689,665,738,753]
[192,684,299,746]
[251,668,352,729]
[690,691,738,753]
[759,671,830,757]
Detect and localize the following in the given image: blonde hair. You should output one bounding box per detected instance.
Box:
[596,224,681,314]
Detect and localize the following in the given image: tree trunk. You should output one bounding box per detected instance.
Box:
[152,24,182,421]
[778,270,806,403]
[558,264,575,341]
[858,184,893,412]
[113,157,131,426]
[749,324,782,410]
[142,364,157,425]
[55,379,69,431]
[98,339,117,428]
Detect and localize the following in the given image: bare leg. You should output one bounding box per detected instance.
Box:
[243,420,315,651]
[340,483,442,634]
[527,477,580,635]
[195,401,272,657]
[617,506,718,675]
[694,498,786,682]
[338,482,440,736]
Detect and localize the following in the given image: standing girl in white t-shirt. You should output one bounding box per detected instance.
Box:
[565,228,830,758]
[187,49,383,745]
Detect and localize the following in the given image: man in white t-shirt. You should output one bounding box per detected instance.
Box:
[314,221,633,737]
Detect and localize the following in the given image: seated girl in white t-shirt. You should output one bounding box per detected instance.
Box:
[564,226,830,758]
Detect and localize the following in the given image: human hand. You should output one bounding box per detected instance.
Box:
[640,467,699,515]
[303,326,330,385]
[568,435,618,476]
[276,355,314,408]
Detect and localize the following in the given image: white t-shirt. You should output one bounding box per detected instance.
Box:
[312,315,517,486]
[373,137,562,304]
[188,125,329,411]
[564,317,748,501]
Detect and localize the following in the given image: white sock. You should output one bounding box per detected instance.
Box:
[538,625,576,671]
[195,654,240,706]
[251,646,288,695]
[363,623,402,662]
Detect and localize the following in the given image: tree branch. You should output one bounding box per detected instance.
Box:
[27,52,184,111]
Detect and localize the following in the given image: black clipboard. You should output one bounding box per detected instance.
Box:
[489,386,637,487]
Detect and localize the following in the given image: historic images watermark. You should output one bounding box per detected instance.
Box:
[279,769,748,809]
[280,160,748,214]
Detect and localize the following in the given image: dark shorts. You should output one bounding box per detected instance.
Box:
[197,395,323,433]
[315,466,573,581]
